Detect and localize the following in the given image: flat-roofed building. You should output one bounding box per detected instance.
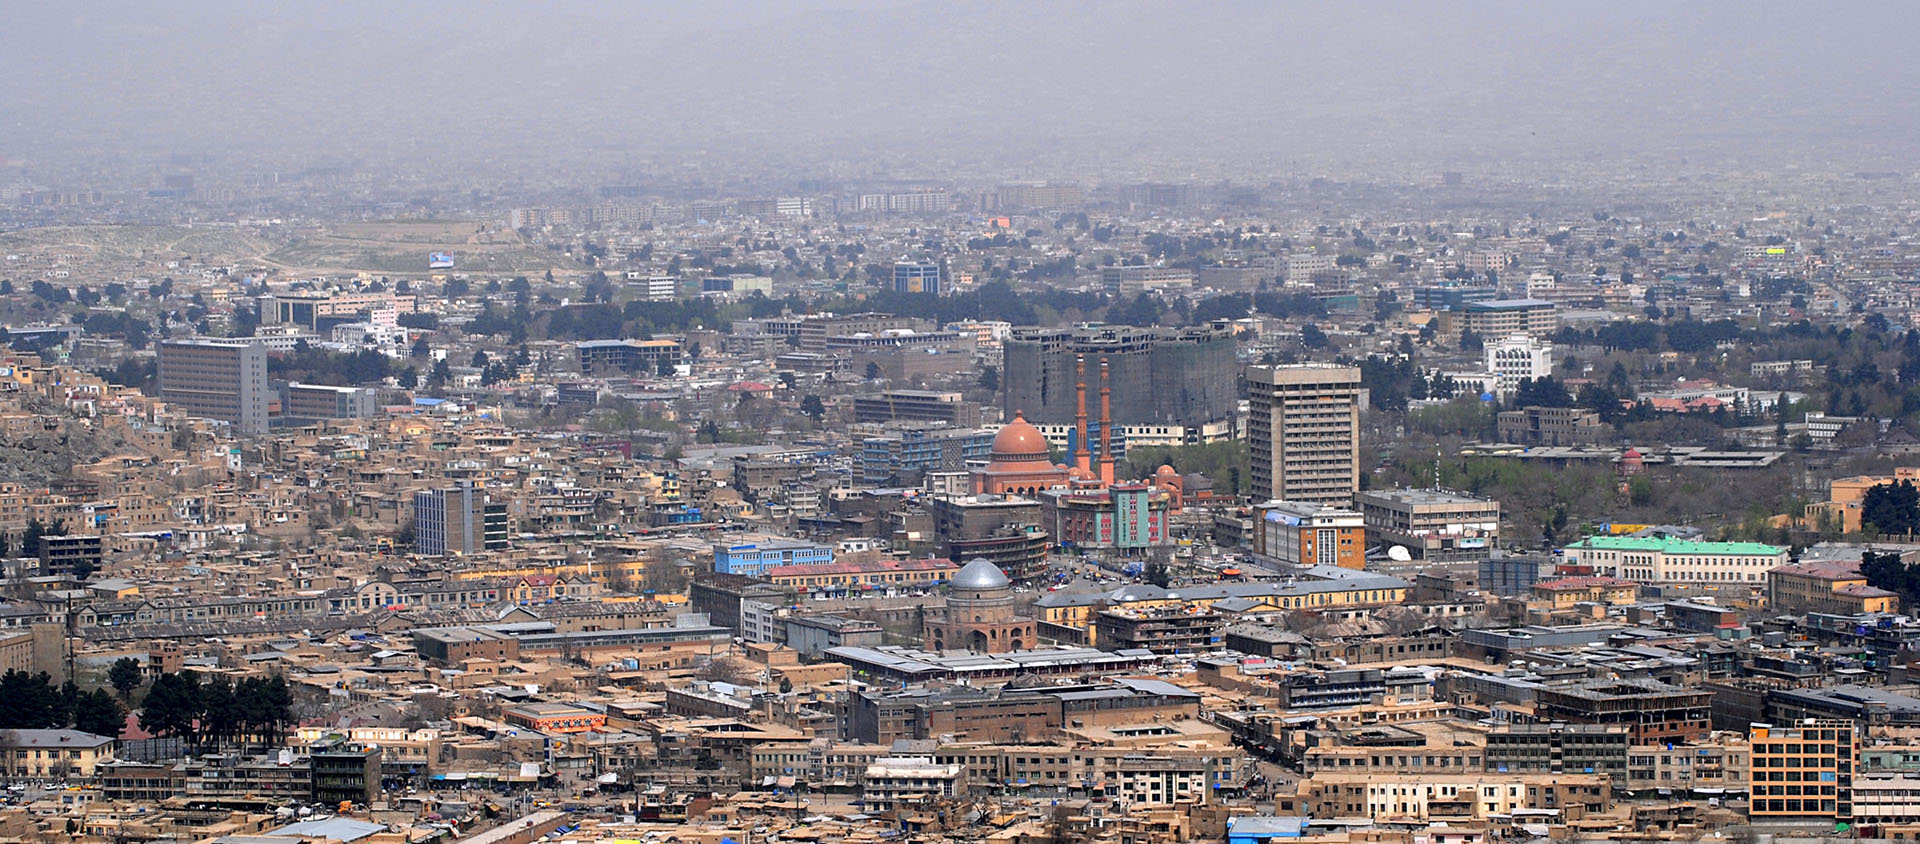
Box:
[1101,265,1195,296]
[1497,405,1607,446]
[713,535,833,577]
[413,482,509,557]
[1252,499,1365,569]
[1535,680,1712,744]
[1354,488,1499,564]
[863,756,965,811]
[1299,771,1609,821]
[1484,724,1631,785]
[1750,719,1858,820]
[503,702,606,734]
[261,291,416,330]
[158,339,270,435]
[1248,364,1363,506]
[850,390,981,426]
[281,382,377,423]
[576,338,682,373]
[1438,298,1557,342]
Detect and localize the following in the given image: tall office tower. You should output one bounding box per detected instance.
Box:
[893,261,942,295]
[158,339,270,435]
[1001,323,1238,430]
[1248,363,1364,506]
[413,482,510,557]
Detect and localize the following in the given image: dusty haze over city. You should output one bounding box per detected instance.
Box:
[6,0,1920,181]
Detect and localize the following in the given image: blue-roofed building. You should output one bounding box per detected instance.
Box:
[712,536,833,577]
[1227,816,1306,844]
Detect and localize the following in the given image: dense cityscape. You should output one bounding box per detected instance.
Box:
[9,4,1920,844]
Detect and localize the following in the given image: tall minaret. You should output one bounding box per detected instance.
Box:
[1073,355,1091,474]
[1098,357,1116,485]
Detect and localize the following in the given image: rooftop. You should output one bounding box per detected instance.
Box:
[1566,536,1786,556]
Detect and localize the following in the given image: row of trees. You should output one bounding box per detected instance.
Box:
[139,672,295,749]
[0,670,125,737]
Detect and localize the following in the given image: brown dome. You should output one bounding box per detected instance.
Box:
[992,413,1050,458]
[989,413,1057,471]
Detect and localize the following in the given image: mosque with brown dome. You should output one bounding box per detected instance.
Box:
[966,356,1183,553]
[971,412,1071,495]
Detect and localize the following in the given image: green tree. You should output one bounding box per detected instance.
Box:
[800,394,826,421]
[139,671,202,745]
[72,689,124,738]
[108,658,143,701]
[978,366,1000,394]
[1144,560,1172,588]
[1863,551,1920,608]
[0,670,63,729]
[1300,323,1330,349]
[1862,481,1920,536]
[201,674,238,747]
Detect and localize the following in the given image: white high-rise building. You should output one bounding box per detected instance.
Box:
[1484,334,1554,396]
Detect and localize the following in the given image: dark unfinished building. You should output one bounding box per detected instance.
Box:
[1001,322,1238,429]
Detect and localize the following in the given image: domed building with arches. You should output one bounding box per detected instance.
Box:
[924,558,1039,652]
[971,412,1070,496]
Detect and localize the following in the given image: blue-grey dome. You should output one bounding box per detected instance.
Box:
[952,558,1011,590]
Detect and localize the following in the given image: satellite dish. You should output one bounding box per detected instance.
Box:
[1388,545,1413,562]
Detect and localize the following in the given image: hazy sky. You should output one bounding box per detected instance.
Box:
[5,1,1919,180]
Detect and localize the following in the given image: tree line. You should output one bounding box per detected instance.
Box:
[0,669,125,738]
[139,672,296,749]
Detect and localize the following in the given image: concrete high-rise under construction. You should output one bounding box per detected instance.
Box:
[1248,363,1364,506]
[1000,322,1238,430]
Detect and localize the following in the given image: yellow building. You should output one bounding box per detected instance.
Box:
[0,730,117,779]
[1530,576,1640,609]
[763,557,958,593]
[1804,467,1920,533]
[1769,560,1901,615]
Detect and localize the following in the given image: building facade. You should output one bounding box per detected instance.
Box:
[1353,488,1499,563]
[1252,500,1365,569]
[1248,364,1363,506]
[893,261,942,295]
[1484,334,1554,396]
[158,339,270,435]
[711,536,834,577]
[1002,324,1238,429]
[1749,719,1858,820]
[413,483,509,557]
[1560,536,1788,585]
